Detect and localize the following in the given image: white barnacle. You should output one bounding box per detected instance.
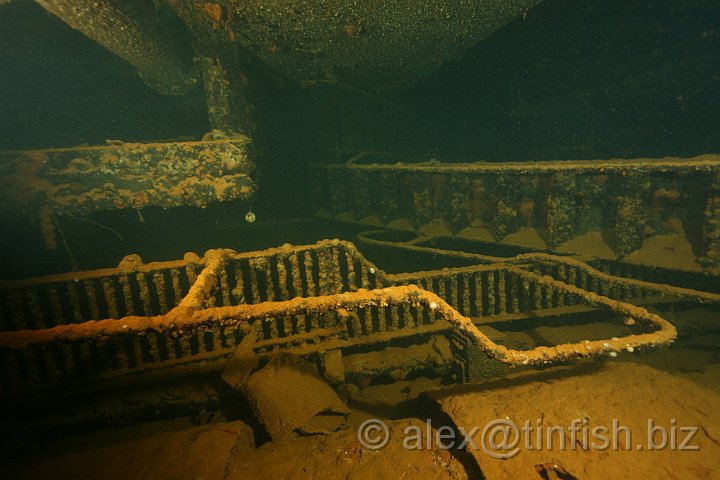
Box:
[608,351,618,358]
[429,301,438,311]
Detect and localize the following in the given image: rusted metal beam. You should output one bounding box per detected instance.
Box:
[34,0,198,95]
[0,135,255,217]
[0,135,256,246]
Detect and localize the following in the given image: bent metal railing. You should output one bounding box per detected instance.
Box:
[357,229,720,304]
[0,239,681,399]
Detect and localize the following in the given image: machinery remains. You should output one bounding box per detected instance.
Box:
[0,133,255,250]
[309,153,720,273]
[0,239,692,401]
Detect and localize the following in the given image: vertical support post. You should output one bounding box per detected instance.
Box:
[349,169,372,220]
[196,47,256,135]
[613,171,650,256]
[411,172,436,228]
[546,172,576,247]
[494,174,520,239]
[576,173,607,234]
[700,173,720,272]
[376,171,401,223]
[446,173,472,233]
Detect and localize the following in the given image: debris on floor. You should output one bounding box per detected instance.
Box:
[237,352,349,442]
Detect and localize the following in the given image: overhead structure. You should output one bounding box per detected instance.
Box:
[37,0,542,94]
[34,0,198,95]
[166,0,542,92]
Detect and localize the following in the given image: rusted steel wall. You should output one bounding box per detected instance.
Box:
[0,135,256,218]
[309,155,720,272]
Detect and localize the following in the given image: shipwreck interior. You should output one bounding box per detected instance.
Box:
[1,0,719,479]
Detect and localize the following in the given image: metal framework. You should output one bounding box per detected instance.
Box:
[0,239,688,400]
[309,154,720,272]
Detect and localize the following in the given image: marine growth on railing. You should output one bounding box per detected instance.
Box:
[309,154,720,273]
[0,240,684,400]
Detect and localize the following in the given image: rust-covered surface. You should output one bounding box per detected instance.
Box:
[310,154,720,273]
[0,135,256,244]
[0,239,687,400]
[32,0,545,93]
[166,0,541,91]
[34,0,198,95]
[197,51,256,135]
